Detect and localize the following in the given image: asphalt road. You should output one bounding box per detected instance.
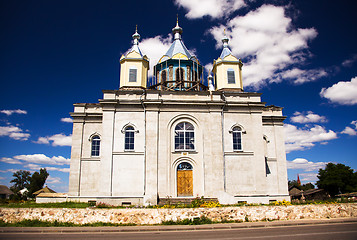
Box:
[1,222,357,240]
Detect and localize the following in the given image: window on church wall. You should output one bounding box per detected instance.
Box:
[175,68,184,82]
[124,126,135,150]
[91,135,100,157]
[227,68,235,84]
[232,126,242,151]
[129,67,137,82]
[175,122,195,151]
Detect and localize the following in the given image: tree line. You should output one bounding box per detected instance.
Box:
[10,168,49,200]
[289,163,357,197]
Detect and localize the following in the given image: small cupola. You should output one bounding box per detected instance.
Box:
[119,26,149,89]
[212,30,243,91]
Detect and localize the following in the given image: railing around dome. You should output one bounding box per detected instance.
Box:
[149,80,208,91]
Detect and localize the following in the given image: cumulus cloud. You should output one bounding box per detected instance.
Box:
[34,133,72,146]
[290,111,327,124]
[287,158,328,171]
[175,0,245,19]
[0,125,30,141]
[284,124,337,153]
[139,35,173,78]
[341,120,357,136]
[320,76,357,105]
[61,117,73,123]
[3,154,70,166]
[208,4,321,88]
[0,109,27,116]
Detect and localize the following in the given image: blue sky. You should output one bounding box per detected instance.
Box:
[1,0,356,192]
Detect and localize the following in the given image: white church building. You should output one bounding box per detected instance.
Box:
[68,21,290,206]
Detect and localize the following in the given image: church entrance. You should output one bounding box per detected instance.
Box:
[177,162,193,197]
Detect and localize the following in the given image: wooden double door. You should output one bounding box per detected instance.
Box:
[177,162,193,197]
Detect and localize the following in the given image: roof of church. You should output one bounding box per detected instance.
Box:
[219,33,233,59]
[164,38,193,59]
[123,26,145,58]
[158,19,197,63]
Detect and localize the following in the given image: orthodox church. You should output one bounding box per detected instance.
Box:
[68,21,290,205]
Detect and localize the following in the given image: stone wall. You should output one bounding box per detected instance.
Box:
[1,203,356,225]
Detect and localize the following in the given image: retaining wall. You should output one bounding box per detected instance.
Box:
[1,203,356,225]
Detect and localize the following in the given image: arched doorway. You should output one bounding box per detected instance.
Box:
[177,162,193,197]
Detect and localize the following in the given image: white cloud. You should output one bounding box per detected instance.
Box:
[0,109,27,116]
[284,124,337,153]
[290,111,327,124]
[208,4,321,89]
[0,169,18,173]
[175,0,245,19]
[34,133,72,146]
[61,117,73,123]
[0,157,22,164]
[281,68,327,84]
[0,125,30,141]
[139,35,172,78]
[24,163,41,170]
[287,158,328,172]
[24,163,69,172]
[11,154,70,165]
[45,167,70,173]
[320,76,357,105]
[299,172,319,183]
[46,176,62,184]
[342,54,357,67]
[341,120,357,136]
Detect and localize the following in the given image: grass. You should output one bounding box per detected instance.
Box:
[0,219,136,227]
[0,201,90,208]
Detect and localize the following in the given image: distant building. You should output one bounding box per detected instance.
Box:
[0,185,14,199]
[68,21,290,205]
[33,186,56,197]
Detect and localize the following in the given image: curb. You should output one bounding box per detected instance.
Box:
[1,218,357,233]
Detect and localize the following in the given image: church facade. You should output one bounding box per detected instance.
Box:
[68,22,290,205]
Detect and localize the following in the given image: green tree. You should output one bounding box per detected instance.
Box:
[28,168,49,197]
[10,170,31,193]
[288,180,315,191]
[317,163,357,197]
[301,183,315,191]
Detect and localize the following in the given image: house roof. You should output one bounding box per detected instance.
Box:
[33,186,56,195]
[0,185,14,195]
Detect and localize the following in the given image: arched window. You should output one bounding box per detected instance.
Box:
[125,126,135,150]
[161,70,167,82]
[227,68,235,84]
[232,126,242,151]
[175,122,194,150]
[91,135,100,157]
[175,68,184,82]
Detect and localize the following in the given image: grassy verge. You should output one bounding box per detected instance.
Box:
[0,201,90,208]
[0,219,136,227]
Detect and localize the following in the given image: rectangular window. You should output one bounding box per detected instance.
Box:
[91,139,100,156]
[227,70,235,84]
[129,68,137,82]
[125,131,134,150]
[233,131,242,151]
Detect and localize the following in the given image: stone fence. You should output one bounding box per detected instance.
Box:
[1,203,356,225]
